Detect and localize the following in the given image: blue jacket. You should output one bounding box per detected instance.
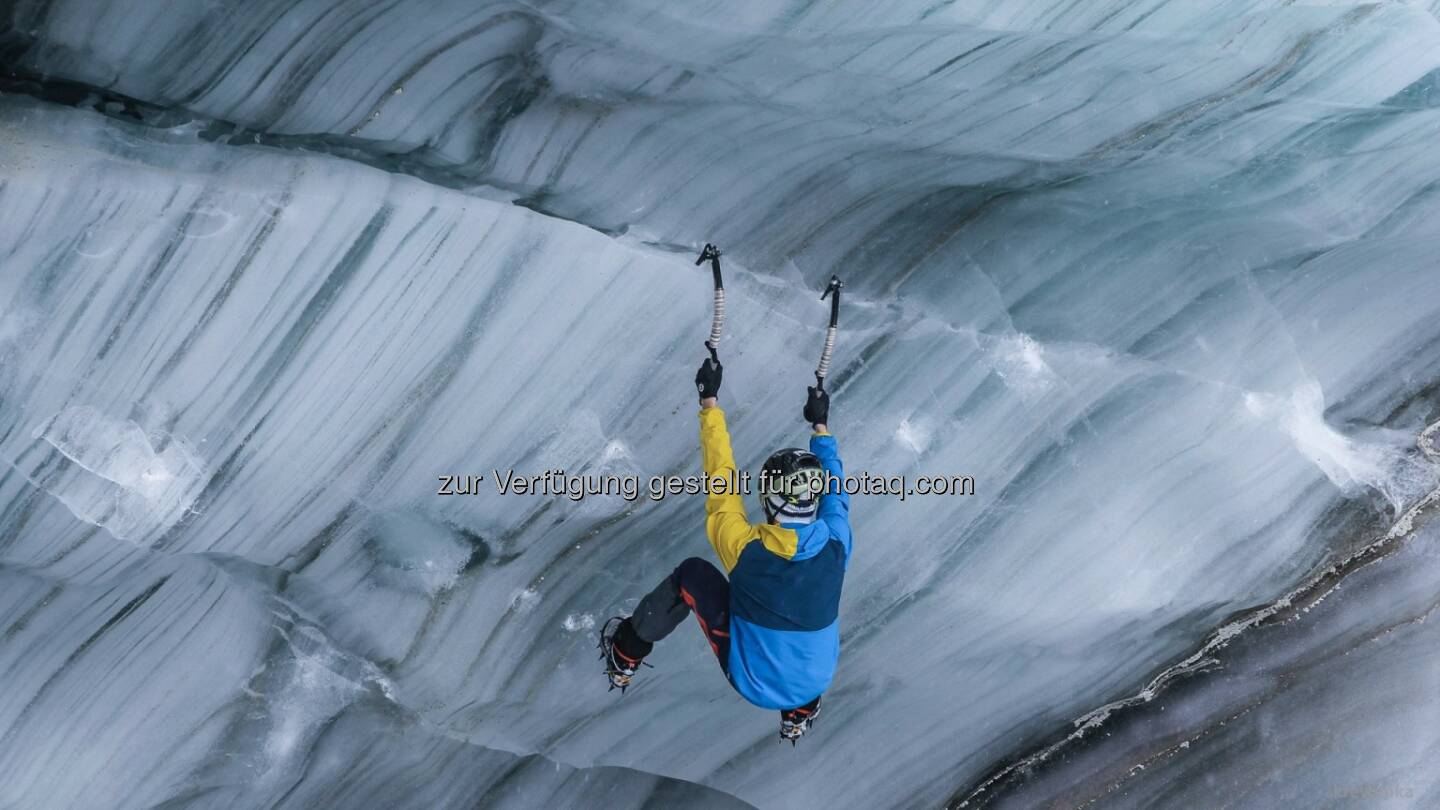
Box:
[698,408,852,710]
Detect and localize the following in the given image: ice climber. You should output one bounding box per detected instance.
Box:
[600,353,852,744]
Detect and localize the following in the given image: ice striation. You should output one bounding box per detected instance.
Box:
[3,1,1440,808]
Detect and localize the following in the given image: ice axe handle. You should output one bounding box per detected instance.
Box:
[815,276,843,382]
[698,244,725,358]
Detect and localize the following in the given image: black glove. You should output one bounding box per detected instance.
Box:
[696,357,723,401]
[804,385,829,426]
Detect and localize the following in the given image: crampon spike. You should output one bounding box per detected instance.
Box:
[599,615,645,693]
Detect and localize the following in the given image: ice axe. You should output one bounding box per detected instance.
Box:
[696,243,724,362]
[814,275,843,390]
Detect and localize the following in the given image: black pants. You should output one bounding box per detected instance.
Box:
[625,557,731,674]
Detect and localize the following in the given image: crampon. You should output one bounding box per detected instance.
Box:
[779,698,821,744]
[598,616,651,693]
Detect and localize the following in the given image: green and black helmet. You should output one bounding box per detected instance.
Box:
[760,448,825,525]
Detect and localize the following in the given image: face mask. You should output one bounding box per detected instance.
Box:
[763,467,824,503]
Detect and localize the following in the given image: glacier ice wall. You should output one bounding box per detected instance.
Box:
[981,509,1440,809]
[4,1,1440,807]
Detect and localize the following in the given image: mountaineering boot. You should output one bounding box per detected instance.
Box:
[779,696,822,744]
[599,616,651,692]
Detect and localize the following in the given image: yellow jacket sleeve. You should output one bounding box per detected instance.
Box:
[699,407,756,571]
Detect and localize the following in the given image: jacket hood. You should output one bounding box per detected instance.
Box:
[782,520,833,561]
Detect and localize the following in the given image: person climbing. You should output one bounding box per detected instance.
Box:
[600,353,852,744]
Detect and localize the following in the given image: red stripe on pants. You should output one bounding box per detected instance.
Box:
[680,587,722,657]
